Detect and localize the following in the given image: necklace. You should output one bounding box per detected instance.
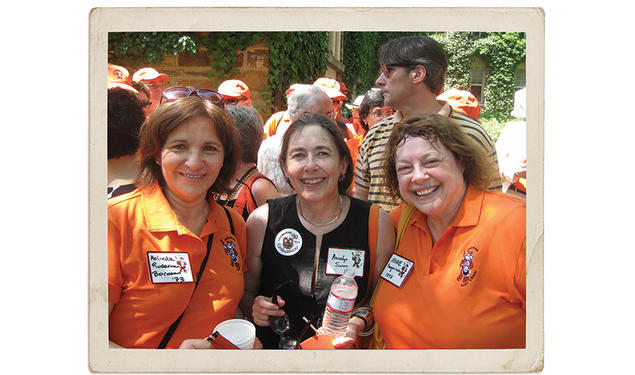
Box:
[297,195,344,227]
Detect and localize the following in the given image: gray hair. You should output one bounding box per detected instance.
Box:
[225,105,264,163]
[286,84,329,121]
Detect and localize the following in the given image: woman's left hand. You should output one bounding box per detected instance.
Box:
[315,324,358,349]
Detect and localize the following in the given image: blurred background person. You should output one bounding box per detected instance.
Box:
[313,77,356,141]
[437,88,481,121]
[216,105,279,221]
[358,88,394,138]
[345,94,365,136]
[218,79,252,107]
[496,87,527,198]
[242,113,395,349]
[257,84,333,196]
[107,86,146,198]
[375,114,526,349]
[108,96,251,349]
[132,67,169,116]
[263,83,302,139]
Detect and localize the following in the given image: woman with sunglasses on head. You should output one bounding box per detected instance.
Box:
[108,95,261,349]
[373,114,526,349]
[240,113,395,349]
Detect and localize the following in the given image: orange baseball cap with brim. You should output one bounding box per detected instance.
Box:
[218,79,251,99]
[437,88,481,120]
[313,78,347,100]
[108,64,131,85]
[132,67,169,83]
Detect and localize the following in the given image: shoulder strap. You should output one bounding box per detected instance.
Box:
[369,204,416,307]
[157,205,235,348]
[365,204,380,299]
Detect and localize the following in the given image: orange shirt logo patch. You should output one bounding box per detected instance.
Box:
[457,246,479,287]
[221,236,241,271]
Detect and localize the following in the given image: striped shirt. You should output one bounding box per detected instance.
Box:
[354,107,502,211]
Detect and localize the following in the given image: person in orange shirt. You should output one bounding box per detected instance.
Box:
[373,114,526,349]
[108,95,261,349]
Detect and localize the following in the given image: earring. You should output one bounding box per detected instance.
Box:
[338,173,344,182]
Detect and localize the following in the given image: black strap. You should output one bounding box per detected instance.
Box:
[157,206,235,349]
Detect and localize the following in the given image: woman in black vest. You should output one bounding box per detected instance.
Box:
[239,113,395,349]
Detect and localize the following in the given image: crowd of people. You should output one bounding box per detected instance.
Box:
[107,35,527,350]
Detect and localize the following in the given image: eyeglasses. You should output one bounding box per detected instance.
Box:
[224,96,248,106]
[160,86,225,106]
[379,64,419,78]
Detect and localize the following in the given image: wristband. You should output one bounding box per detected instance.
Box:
[351,306,374,337]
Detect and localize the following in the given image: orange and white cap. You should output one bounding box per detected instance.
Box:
[132,67,169,83]
[284,83,303,96]
[218,79,251,99]
[108,64,131,85]
[437,88,481,120]
[313,77,347,100]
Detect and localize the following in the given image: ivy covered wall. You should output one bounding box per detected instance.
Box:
[108,31,525,124]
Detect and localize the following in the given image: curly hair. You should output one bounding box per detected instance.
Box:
[136,96,240,197]
[381,114,491,200]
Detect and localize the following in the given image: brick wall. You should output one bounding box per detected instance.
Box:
[111,39,273,119]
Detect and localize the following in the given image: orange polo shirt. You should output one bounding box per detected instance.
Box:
[108,184,247,348]
[375,185,526,349]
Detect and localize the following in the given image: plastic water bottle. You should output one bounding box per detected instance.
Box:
[321,269,358,337]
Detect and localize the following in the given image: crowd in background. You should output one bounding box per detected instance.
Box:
[107,35,527,351]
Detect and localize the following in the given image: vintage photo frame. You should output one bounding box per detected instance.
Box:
[89,6,544,372]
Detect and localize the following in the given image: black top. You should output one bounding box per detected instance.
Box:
[257,195,373,348]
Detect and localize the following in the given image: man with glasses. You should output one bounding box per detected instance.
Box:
[132,67,169,116]
[352,35,502,211]
[218,79,253,107]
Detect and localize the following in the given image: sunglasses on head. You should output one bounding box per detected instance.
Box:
[160,86,225,106]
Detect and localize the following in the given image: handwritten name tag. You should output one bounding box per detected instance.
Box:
[147,252,194,284]
[380,253,414,287]
[326,248,365,277]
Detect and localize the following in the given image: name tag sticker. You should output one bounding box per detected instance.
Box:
[380,253,414,287]
[147,252,194,284]
[326,248,365,277]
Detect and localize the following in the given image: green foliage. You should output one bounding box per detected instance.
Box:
[264,32,330,112]
[480,117,506,143]
[108,32,199,65]
[433,32,477,90]
[200,32,262,88]
[475,33,526,120]
[342,32,423,98]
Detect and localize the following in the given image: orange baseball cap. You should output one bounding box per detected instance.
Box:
[437,88,481,120]
[313,78,347,100]
[132,67,168,83]
[108,64,131,85]
[218,79,251,99]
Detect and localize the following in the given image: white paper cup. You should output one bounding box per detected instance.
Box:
[213,319,256,349]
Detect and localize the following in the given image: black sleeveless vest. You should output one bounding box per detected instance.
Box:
[257,195,373,348]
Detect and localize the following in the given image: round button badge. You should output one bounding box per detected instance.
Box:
[274,228,303,256]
